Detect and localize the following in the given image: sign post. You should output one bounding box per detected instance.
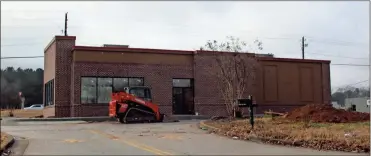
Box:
[19,92,25,109]
[237,95,257,129]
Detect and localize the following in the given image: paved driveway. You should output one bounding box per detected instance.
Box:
[1,119,365,155]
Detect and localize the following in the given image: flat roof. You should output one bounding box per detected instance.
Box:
[72,46,194,55]
[72,45,330,64]
[44,35,331,64]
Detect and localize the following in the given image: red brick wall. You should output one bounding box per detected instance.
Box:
[193,52,229,116]
[193,52,308,116]
[54,37,75,117]
[70,62,193,117]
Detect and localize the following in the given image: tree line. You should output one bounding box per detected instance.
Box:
[1,67,43,109]
[331,86,370,106]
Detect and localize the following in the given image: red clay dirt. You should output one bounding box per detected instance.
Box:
[285,104,370,123]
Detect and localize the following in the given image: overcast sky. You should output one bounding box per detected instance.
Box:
[1,1,369,89]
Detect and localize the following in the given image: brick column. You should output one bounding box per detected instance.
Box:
[54,36,76,117]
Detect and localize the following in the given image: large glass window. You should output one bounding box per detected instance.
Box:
[97,78,113,103]
[81,77,144,104]
[129,88,151,99]
[44,83,48,106]
[51,80,54,104]
[81,77,97,104]
[113,78,128,92]
[129,78,144,86]
[44,79,54,106]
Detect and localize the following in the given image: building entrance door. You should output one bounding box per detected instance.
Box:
[172,79,194,115]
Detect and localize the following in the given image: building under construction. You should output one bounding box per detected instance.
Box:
[43,36,331,117]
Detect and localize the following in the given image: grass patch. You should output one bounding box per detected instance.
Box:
[0,132,11,150]
[205,118,370,153]
[1,109,43,118]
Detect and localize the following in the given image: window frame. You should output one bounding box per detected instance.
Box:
[80,76,144,104]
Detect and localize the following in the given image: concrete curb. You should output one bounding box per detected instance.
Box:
[199,120,220,131]
[0,133,15,155]
[11,116,115,122]
[198,120,303,143]
[198,120,322,144]
[6,136,29,156]
[11,115,210,122]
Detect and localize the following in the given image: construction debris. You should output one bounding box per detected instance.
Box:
[285,104,370,123]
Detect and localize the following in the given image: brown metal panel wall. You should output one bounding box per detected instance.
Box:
[277,62,300,105]
[257,61,324,106]
[312,64,324,103]
[321,63,331,104]
[299,66,314,102]
[262,65,279,102]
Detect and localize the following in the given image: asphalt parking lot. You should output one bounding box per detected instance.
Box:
[1,119,365,155]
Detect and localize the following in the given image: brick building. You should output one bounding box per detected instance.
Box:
[43,36,331,117]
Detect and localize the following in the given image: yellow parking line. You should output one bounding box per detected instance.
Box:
[87,129,173,155]
[132,142,173,155]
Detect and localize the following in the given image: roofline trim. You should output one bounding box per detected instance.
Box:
[72,46,194,55]
[71,46,330,64]
[257,57,331,64]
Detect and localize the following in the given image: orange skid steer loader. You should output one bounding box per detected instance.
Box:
[109,86,165,123]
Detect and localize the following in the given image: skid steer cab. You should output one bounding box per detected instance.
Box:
[109,86,164,123]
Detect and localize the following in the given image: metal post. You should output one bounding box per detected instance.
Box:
[249,105,254,129]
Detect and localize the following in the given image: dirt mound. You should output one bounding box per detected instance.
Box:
[286,104,370,123]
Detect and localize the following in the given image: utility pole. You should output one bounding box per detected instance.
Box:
[64,12,68,36]
[301,36,308,59]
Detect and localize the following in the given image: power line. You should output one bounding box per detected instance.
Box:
[307,39,368,47]
[305,36,368,46]
[1,56,44,59]
[331,63,370,67]
[307,52,368,60]
[1,43,44,47]
[336,80,369,89]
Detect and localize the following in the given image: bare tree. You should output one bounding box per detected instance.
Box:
[200,36,261,118]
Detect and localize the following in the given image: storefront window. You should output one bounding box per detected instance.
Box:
[81,77,144,104]
[44,79,54,106]
[129,78,144,86]
[113,78,129,92]
[81,77,97,104]
[97,78,113,103]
